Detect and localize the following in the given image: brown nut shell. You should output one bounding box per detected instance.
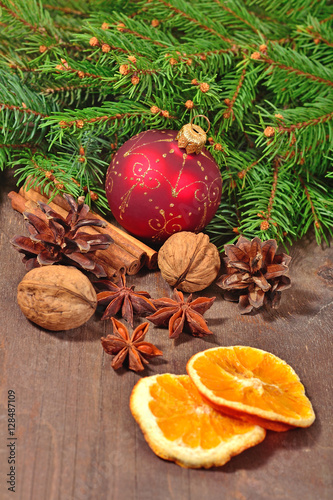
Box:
[17,266,97,331]
[158,232,221,293]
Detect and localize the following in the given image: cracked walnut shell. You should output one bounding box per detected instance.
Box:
[158,232,221,293]
[17,266,97,331]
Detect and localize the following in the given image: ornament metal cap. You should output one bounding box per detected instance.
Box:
[176,115,210,154]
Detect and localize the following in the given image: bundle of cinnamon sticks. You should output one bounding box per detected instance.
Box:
[8,185,158,281]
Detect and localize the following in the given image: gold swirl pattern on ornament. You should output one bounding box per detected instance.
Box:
[148,209,183,241]
[194,203,208,232]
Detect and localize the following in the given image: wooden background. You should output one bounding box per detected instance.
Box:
[1,169,332,500]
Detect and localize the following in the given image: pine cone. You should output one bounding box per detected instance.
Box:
[11,194,112,277]
[216,236,291,314]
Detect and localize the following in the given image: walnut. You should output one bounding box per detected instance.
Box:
[157,232,221,293]
[17,266,97,331]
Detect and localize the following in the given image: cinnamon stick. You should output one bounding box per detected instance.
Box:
[25,183,158,269]
[8,191,121,281]
[20,187,148,273]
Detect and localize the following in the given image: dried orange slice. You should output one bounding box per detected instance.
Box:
[130,373,266,469]
[187,346,316,432]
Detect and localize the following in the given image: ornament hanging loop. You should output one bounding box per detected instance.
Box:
[190,115,211,135]
[176,115,210,155]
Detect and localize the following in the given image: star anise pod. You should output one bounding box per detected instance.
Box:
[216,236,291,314]
[146,288,215,339]
[11,194,112,277]
[101,317,163,371]
[96,274,156,327]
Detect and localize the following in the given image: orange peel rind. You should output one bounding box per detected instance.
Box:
[130,373,266,469]
[187,346,316,432]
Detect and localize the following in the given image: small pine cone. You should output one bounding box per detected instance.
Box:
[102,44,111,53]
[191,78,198,85]
[186,58,192,65]
[78,157,85,163]
[251,51,261,60]
[45,171,54,179]
[314,38,320,45]
[89,37,99,47]
[39,45,47,53]
[315,221,320,228]
[161,110,170,118]
[185,100,194,109]
[238,170,246,179]
[150,106,160,114]
[260,220,270,230]
[214,143,223,151]
[54,181,64,189]
[275,113,284,120]
[90,191,99,201]
[264,126,275,137]
[119,64,130,75]
[128,55,136,63]
[117,23,126,32]
[200,54,207,60]
[200,82,210,93]
[216,236,291,314]
[101,22,109,30]
[79,146,85,156]
[59,121,68,128]
[223,111,231,119]
[169,58,177,66]
[56,64,64,71]
[208,137,215,145]
[11,194,112,277]
[151,19,159,27]
[131,75,140,85]
[77,71,85,78]
[224,98,231,105]
[259,44,268,53]
[76,120,84,129]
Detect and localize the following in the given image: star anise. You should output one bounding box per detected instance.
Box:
[11,194,112,277]
[101,317,163,371]
[146,288,215,339]
[216,236,291,314]
[96,274,156,327]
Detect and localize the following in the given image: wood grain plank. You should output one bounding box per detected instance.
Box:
[1,169,332,500]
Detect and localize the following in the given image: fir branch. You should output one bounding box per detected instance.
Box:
[0,102,49,118]
[298,173,320,229]
[258,53,333,88]
[237,160,259,181]
[43,4,89,17]
[223,57,248,120]
[0,0,40,33]
[305,28,333,48]
[319,12,333,24]
[259,156,280,230]
[1,0,332,245]
[153,0,234,45]
[213,0,259,35]
[278,111,333,133]
[0,142,34,149]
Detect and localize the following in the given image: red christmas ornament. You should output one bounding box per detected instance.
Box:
[105,127,222,243]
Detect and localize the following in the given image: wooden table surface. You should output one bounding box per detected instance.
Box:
[1,169,332,500]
